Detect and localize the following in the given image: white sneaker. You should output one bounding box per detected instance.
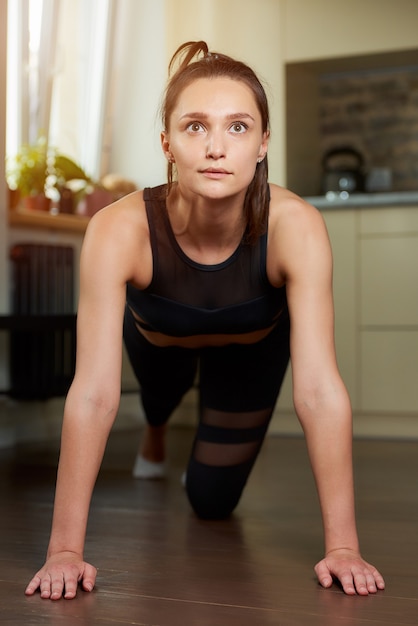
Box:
[132,454,167,479]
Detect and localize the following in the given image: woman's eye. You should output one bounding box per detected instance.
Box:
[187,122,204,132]
[230,122,247,134]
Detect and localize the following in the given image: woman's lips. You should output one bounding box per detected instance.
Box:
[201,168,231,179]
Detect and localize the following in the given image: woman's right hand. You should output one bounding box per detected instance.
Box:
[25,552,97,600]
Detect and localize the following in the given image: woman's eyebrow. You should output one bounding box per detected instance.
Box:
[179,112,256,122]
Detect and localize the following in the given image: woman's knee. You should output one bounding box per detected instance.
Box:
[184,460,249,520]
[187,488,239,520]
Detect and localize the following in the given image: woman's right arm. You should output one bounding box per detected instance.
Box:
[25,197,146,600]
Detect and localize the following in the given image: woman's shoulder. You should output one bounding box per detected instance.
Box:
[268,183,326,233]
[266,184,330,285]
[87,188,147,232]
[269,183,317,215]
[81,188,153,285]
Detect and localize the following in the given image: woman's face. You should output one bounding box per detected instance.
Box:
[161,77,269,201]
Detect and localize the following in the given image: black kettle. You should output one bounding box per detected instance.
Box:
[321,146,365,194]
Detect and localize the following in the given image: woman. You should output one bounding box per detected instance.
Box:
[25,41,385,600]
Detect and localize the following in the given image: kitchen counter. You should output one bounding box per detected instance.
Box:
[304,190,418,210]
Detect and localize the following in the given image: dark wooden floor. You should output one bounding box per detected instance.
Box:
[1,425,417,625]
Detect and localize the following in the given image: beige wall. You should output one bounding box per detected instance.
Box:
[108,0,418,195]
[284,0,418,62]
[108,0,287,189]
[163,0,286,185]
[107,0,167,189]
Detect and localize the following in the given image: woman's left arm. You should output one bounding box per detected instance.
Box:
[275,196,385,595]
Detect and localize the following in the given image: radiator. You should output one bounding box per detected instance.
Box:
[9,243,76,399]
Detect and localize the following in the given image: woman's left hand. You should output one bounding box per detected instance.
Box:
[314,548,385,595]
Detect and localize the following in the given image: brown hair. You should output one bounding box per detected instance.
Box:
[161,41,270,244]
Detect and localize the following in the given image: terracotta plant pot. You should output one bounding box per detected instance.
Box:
[8,188,20,210]
[23,194,52,212]
[77,188,113,217]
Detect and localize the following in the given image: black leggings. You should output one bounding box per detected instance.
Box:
[123,306,290,519]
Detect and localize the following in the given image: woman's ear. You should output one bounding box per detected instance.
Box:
[161,131,173,162]
[258,130,270,162]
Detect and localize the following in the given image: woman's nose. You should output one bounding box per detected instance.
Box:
[206,131,225,159]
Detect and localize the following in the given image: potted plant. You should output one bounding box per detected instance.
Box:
[6,136,51,210]
[6,136,92,213]
[51,154,93,214]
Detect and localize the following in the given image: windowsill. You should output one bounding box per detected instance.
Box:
[8,207,89,234]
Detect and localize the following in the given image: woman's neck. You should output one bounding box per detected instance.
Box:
[166,185,246,264]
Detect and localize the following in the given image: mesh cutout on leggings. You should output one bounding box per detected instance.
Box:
[193,407,272,467]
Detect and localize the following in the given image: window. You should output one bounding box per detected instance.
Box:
[6,0,115,181]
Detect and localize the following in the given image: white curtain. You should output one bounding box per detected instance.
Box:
[79,0,116,179]
[6,0,30,155]
[37,0,60,143]
[7,0,116,180]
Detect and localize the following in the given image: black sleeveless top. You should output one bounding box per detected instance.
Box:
[126,185,287,338]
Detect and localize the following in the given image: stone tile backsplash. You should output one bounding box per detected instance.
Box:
[319,66,418,191]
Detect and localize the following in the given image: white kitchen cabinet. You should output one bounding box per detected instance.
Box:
[324,205,418,415]
[360,237,418,327]
[360,207,418,235]
[360,331,418,413]
[359,207,418,413]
